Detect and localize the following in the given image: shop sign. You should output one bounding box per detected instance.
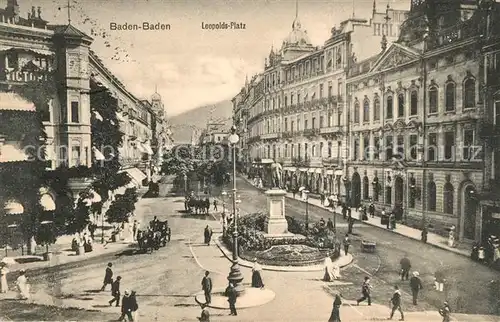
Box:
[5,70,50,83]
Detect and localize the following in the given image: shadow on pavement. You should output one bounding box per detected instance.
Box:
[83,290,101,294]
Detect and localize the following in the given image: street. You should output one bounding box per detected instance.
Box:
[0,180,499,321]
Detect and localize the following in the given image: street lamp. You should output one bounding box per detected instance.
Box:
[221,190,227,237]
[299,187,310,235]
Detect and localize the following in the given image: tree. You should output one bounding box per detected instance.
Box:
[105,188,139,223]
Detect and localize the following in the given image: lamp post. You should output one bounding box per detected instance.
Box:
[299,187,310,235]
[227,126,244,296]
[183,173,188,193]
[221,190,227,238]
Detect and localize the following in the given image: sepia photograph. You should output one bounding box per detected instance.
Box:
[0,0,500,321]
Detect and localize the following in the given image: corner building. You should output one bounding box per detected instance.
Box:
[346,0,495,241]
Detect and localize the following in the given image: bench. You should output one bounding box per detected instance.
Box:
[361,240,376,253]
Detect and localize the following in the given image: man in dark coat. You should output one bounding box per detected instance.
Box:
[101,262,113,291]
[225,282,237,316]
[389,285,404,321]
[327,218,334,231]
[201,271,212,304]
[213,200,218,212]
[409,271,423,305]
[368,202,375,218]
[109,276,122,307]
[400,255,411,281]
[343,234,350,256]
[118,290,133,321]
[204,226,213,246]
[328,293,342,322]
[356,276,372,306]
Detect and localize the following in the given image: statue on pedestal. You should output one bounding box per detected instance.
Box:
[270,161,283,189]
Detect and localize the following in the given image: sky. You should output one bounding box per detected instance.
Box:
[13,0,410,116]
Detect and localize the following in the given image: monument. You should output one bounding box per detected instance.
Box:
[264,161,294,237]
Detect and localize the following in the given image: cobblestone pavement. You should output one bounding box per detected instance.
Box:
[0,188,498,321]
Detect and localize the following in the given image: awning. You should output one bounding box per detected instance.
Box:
[39,194,56,211]
[299,168,308,172]
[4,200,24,215]
[283,167,297,172]
[119,167,147,186]
[315,168,322,174]
[0,143,29,162]
[326,170,334,175]
[261,159,274,164]
[0,92,36,111]
[334,170,343,176]
[308,168,315,173]
[112,181,136,196]
[0,45,54,56]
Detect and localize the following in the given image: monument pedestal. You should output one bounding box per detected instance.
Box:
[264,188,294,238]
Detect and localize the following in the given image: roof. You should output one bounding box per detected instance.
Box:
[49,24,92,41]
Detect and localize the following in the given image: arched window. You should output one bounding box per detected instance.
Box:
[363,176,369,199]
[363,99,370,122]
[464,78,476,109]
[386,95,393,119]
[443,182,454,214]
[410,91,418,115]
[429,86,438,114]
[312,144,317,157]
[428,181,437,211]
[374,97,380,121]
[445,82,456,111]
[267,145,271,158]
[397,93,405,117]
[354,100,360,123]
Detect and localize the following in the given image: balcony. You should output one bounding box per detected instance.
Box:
[320,126,342,134]
[261,133,280,140]
[303,128,320,137]
[292,156,310,168]
[322,157,341,167]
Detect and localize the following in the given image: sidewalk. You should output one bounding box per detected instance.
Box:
[240,176,471,258]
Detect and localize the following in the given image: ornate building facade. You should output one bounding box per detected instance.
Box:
[346,0,498,241]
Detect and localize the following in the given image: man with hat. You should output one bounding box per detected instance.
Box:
[409,271,423,305]
[439,301,451,322]
[118,290,133,321]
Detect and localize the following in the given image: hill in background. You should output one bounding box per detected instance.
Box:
[168,100,233,144]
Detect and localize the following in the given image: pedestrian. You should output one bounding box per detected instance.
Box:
[292,189,296,199]
[118,290,133,321]
[439,301,451,322]
[400,255,411,281]
[89,223,96,240]
[390,212,397,230]
[15,269,30,300]
[323,252,334,282]
[388,285,405,321]
[204,225,213,246]
[201,271,212,304]
[225,282,237,316]
[321,193,325,205]
[328,293,342,322]
[101,262,113,291]
[0,262,9,293]
[356,276,372,306]
[133,220,140,241]
[251,258,264,288]
[327,218,334,231]
[409,271,423,305]
[213,200,218,212]
[421,225,428,243]
[129,290,139,321]
[343,234,350,256]
[348,216,354,234]
[109,276,122,307]
[342,205,347,220]
[369,202,375,218]
[434,270,445,292]
[199,303,210,322]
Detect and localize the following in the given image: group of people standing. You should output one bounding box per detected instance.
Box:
[101,262,139,321]
[0,262,30,300]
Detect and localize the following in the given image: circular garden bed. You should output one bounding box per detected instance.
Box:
[241,244,330,267]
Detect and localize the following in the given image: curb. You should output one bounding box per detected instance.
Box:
[214,235,353,272]
[240,176,471,259]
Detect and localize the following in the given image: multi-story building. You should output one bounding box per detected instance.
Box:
[238,2,408,193]
[346,0,497,242]
[200,121,229,145]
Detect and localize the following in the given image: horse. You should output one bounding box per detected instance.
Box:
[137,230,154,254]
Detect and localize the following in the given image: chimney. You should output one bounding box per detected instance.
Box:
[37,7,41,19]
[31,6,36,19]
[27,12,31,19]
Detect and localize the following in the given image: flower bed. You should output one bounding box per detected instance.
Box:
[222,213,341,266]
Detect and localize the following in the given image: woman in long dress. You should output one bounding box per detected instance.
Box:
[0,262,9,293]
[323,253,334,282]
[328,294,342,322]
[251,259,264,288]
[332,263,341,280]
[15,270,30,300]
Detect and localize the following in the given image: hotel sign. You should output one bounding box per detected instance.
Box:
[5,70,50,83]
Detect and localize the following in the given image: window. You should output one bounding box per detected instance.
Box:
[409,177,416,208]
[284,144,288,157]
[429,86,438,113]
[428,181,437,211]
[363,99,370,122]
[320,142,324,157]
[284,118,288,131]
[319,84,324,98]
[291,120,295,132]
[328,82,333,97]
[386,95,393,119]
[291,144,295,157]
[409,134,418,161]
[385,136,393,161]
[338,80,343,96]
[445,82,456,111]
[363,135,370,160]
[297,93,301,103]
[320,115,324,128]
[410,91,418,115]
[463,129,474,160]
[374,23,381,36]
[464,78,475,109]
[374,137,380,159]
[354,138,359,160]
[312,145,317,157]
[363,177,369,199]
[328,142,332,157]
[444,131,455,161]
[312,117,316,129]
[386,185,392,204]
[428,133,437,161]
[443,182,454,214]
[396,135,404,159]
[285,96,288,107]
[41,102,51,122]
[72,145,81,166]
[374,98,380,121]
[354,101,360,123]
[304,143,308,157]
[304,119,308,129]
[71,101,79,123]
[291,94,294,105]
[397,93,405,117]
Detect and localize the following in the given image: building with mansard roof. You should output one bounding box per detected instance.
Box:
[345,0,499,241]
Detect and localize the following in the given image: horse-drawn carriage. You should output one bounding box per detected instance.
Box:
[184,195,210,215]
[137,219,171,253]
